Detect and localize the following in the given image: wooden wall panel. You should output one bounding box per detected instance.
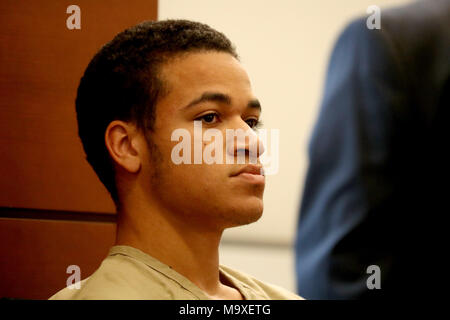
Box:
[0,0,157,213]
[0,216,116,299]
[0,0,157,300]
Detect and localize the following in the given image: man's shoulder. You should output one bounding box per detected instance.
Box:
[219,265,303,300]
[49,277,145,300]
[48,256,144,299]
[48,251,175,300]
[49,278,90,300]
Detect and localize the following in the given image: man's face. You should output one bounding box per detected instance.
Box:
[139,51,265,231]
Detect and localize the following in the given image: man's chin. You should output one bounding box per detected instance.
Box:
[222,199,264,228]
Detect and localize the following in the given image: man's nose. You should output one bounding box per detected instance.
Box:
[226,120,265,161]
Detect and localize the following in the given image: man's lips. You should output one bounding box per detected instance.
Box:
[230,165,265,184]
[231,164,264,176]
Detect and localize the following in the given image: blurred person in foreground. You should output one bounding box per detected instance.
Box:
[50,20,301,300]
[295,0,449,299]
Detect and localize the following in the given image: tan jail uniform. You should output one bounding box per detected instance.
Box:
[49,245,302,300]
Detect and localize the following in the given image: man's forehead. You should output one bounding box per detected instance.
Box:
[158,51,254,106]
[160,51,249,86]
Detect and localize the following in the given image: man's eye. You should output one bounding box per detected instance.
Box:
[245,118,260,129]
[196,113,219,124]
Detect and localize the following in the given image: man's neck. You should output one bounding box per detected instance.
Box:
[115,204,243,299]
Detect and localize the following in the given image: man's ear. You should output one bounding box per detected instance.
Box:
[105,120,142,173]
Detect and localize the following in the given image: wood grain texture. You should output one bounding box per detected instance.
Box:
[0,0,157,300]
[0,0,157,213]
[0,217,116,299]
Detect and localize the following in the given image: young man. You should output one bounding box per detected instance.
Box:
[50,20,301,300]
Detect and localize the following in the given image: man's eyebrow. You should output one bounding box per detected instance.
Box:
[248,99,262,112]
[183,92,232,109]
[183,92,262,112]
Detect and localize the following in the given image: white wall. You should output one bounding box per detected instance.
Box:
[158,0,409,293]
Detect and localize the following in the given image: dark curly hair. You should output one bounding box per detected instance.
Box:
[76,20,238,204]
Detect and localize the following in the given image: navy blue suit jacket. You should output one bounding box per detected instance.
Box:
[295,0,450,299]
